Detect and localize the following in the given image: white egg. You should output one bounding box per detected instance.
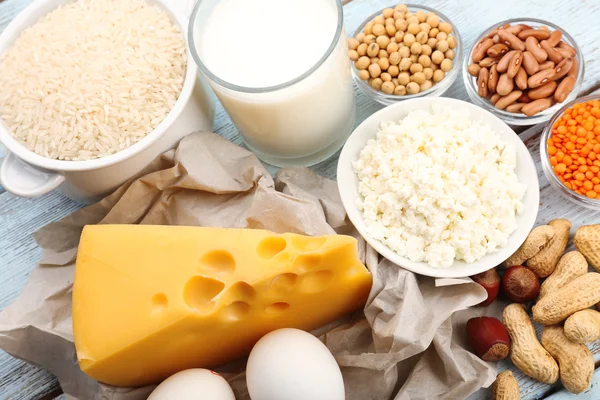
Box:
[148,369,236,400]
[246,328,345,400]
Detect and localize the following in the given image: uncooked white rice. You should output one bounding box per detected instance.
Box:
[0,0,186,160]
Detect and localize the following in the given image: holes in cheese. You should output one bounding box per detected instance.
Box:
[298,270,335,293]
[220,301,252,322]
[293,253,323,272]
[183,276,224,312]
[73,225,372,387]
[265,302,291,315]
[226,281,256,302]
[199,250,235,276]
[267,273,298,294]
[257,236,287,259]
[150,293,168,313]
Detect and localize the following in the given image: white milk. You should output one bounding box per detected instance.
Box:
[191,0,355,166]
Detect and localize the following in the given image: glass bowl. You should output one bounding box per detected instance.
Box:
[463,18,584,126]
[351,4,462,106]
[540,94,600,210]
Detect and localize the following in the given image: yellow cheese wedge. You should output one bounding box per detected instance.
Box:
[73,225,372,387]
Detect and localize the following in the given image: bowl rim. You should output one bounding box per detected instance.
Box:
[540,94,600,209]
[337,97,540,278]
[462,17,585,126]
[350,3,462,104]
[0,0,197,172]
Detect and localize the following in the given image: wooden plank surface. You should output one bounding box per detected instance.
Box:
[1,0,600,399]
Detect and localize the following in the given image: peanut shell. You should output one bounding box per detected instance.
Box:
[533,273,600,325]
[573,225,600,271]
[541,325,594,394]
[491,370,520,400]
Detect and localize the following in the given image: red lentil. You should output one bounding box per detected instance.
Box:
[549,100,600,199]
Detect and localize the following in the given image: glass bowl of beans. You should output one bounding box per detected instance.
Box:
[349,4,462,106]
[541,95,600,209]
[463,18,584,126]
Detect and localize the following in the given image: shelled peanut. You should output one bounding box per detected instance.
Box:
[348,4,457,96]
[468,23,578,116]
[547,100,600,198]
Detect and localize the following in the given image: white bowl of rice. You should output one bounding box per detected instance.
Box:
[0,0,214,203]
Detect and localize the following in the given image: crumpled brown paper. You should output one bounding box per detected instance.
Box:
[0,132,496,400]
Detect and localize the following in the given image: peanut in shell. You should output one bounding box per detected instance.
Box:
[503,304,559,384]
[491,370,520,400]
[504,225,554,267]
[533,272,600,325]
[541,325,594,394]
[564,309,600,344]
[539,251,587,299]
[526,219,571,277]
[573,224,600,271]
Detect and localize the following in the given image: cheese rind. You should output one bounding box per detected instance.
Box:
[73,225,372,387]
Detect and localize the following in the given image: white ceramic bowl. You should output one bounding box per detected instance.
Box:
[0,0,215,203]
[337,97,539,278]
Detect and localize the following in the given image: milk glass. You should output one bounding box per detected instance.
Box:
[189,0,355,167]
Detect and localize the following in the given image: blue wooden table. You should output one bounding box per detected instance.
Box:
[2,0,600,399]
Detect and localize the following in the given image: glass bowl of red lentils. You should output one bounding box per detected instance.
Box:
[541,95,600,208]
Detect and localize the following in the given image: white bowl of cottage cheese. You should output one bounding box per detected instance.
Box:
[338,97,539,278]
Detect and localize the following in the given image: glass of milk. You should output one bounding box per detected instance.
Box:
[189,0,355,167]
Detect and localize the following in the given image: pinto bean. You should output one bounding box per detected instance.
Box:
[497,50,516,73]
[473,38,494,62]
[497,73,514,96]
[495,90,523,110]
[518,92,533,103]
[489,64,499,93]
[468,63,481,77]
[528,68,555,89]
[515,67,529,90]
[552,57,574,81]
[478,67,489,97]
[498,29,525,51]
[507,51,523,79]
[522,52,540,75]
[555,76,576,103]
[479,56,501,67]
[525,37,548,63]
[540,40,563,64]
[539,60,556,71]
[557,41,577,56]
[518,29,551,41]
[546,30,562,47]
[522,98,552,116]
[528,81,557,100]
[487,43,509,57]
[567,59,578,78]
[506,102,526,113]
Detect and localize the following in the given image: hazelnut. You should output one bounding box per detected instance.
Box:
[466,317,511,361]
[502,266,540,303]
[470,269,500,306]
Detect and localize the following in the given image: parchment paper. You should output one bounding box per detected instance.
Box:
[0,133,496,400]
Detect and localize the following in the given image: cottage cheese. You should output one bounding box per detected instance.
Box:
[353,106,526,268]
